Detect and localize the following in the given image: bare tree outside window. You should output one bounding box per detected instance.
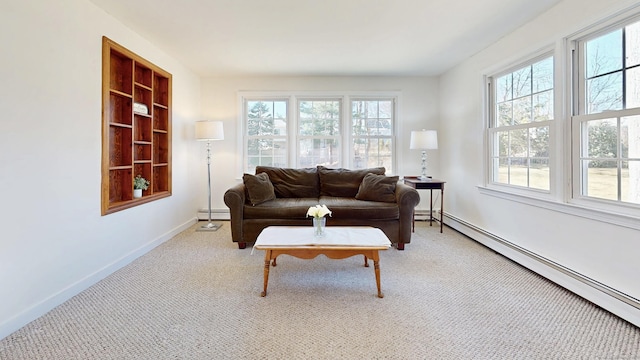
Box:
[352,100,394,172]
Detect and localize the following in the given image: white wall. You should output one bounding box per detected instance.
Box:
[199,76,440,213]
[0,0,202,339]
[439,0,640,325]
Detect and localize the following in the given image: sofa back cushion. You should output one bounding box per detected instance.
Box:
[243,172,276,205]
[355,173,399,202]
[255,166,319,198]
[318,166,386,198]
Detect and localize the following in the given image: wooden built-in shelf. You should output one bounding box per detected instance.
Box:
[101,36,172,215]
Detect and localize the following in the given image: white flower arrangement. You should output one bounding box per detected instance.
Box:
[306,204,332,219]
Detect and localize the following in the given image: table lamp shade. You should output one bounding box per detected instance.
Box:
[410,130,438,150]
[195,120,224,141]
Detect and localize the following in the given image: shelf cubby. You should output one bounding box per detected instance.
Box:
[134,143,152,161]
[135,63,152,88]
[109,168,133,203]
[153,165,169,192]
[134,114,152,142]
[102,37,172,215]
[109,93,132,126]
[153,132,169,164]
[153,106,168,131]
[154,75,169,106]
[109,51,132,94]
[134,85,152,113]
[109,126,132,167]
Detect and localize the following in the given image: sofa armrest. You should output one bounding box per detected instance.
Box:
[395,183,421,244]
[224,183,246,244]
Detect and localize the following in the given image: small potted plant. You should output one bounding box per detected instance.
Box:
[133,174,150,198]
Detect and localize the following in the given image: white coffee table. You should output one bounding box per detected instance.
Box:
[253,226,391,298]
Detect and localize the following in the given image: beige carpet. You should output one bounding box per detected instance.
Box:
[1,222,639,359]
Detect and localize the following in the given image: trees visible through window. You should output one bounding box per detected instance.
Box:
[574,19,640,205]
[352,100,394,172]
[245,100,287,172]
[242,94,396,174]
[298,99,341,168]
[488,56,554,191]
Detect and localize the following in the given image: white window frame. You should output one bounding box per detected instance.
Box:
[478,6,640,230]
[485,50,556,197]
[568,13,640,217]
[238,91,399,176]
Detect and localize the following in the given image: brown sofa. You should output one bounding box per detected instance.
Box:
[223,166,420,250]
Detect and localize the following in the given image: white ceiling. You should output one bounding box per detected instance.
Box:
[89,0,562,77]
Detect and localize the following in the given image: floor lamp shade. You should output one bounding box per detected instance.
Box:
[195,120,224,141]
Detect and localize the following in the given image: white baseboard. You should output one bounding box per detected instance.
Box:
[197,208,230,220]
[444,213,640,328]
[0,217,198,341]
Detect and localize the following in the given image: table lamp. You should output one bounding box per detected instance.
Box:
[410,129,438,180]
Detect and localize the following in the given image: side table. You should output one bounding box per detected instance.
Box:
[403,176,445,233]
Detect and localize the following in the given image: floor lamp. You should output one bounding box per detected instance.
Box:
[195,120,224,231]
[410,129,438,180]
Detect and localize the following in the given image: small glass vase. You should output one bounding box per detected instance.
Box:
[313,217,326,237]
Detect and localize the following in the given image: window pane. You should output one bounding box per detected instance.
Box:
[495,158,509,183]
[513,97,532,125]
[530,158,550,190]
[496,74,512,101]
[353,138,393,170]
[352,100,393,136]
[587,72,623,113]
[299,138,340,168]
[622,160,640,204]
[586,29,622,78]
[585,118,618,158]
[626,66,640,109]
[621,115,640,158]
[510,129,529,157]
[247,101,287,136]
[497,131,508,157]
[626,21,640,67]
[533,90,553,121]
[246,138,287,171]
[533,57,554,92]
[583,160,618,200]
[510,158,529,187]
[513,67,532,97]
[530,126,549,157]
[299,100,340,136]
[497,101,512,127]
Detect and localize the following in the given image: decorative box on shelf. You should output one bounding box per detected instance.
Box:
[133,102,149,115]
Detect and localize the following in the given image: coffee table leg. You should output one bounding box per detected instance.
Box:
[261,250,271,297]
[363,255,369,267]
[372,251,383,298]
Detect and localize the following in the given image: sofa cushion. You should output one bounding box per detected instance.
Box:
[243,198,320,219]
[355,173,399,203]
[243,172,276,205]
[255,166,319,198]
[318,166,386,197]
[319,196,399,220]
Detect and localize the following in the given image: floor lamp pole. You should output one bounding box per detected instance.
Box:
[197,140,221,231]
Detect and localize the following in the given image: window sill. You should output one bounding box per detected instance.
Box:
[478,185,640,231]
